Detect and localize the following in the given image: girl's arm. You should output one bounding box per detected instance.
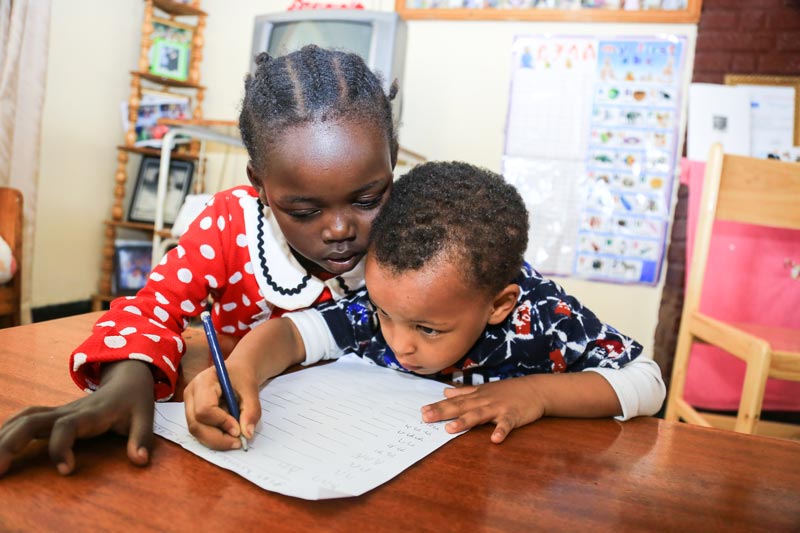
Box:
[184,317,307,450]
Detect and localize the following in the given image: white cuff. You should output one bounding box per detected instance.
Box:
[284,309,343,366]
[584,357,666,421]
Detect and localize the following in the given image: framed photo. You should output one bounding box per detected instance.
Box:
[128,156,195,225]
[121,89,191,147]
[149,18,193,81]
[114,240,153,295]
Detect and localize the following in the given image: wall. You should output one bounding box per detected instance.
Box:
[34,1,696,356]
[693,0,800,83]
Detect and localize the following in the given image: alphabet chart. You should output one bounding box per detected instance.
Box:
[503,35,687,284]
[153,355,463,500]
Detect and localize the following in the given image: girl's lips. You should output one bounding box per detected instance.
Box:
[322,253,360,274]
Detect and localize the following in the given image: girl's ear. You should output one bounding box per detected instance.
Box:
[487,284,521,325]
[246,162,269,206]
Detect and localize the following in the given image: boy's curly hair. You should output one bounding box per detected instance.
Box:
[369,161,529,296]
[239,44,399,170]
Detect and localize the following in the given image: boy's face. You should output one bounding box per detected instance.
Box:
[365,255,501,375]
[248,119,393,277]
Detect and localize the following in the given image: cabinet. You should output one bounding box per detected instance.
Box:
[93,0,207,310]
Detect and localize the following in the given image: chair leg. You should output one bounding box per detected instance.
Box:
[733,343,771,434]
[665,325,695,422]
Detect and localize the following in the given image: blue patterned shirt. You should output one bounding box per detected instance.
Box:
[314,262,643,385]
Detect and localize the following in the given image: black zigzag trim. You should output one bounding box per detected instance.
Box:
[335,276,351,293]
[256,199,311,296]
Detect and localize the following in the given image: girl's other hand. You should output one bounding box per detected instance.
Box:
[0,359,155,476]
[184,364,261,451]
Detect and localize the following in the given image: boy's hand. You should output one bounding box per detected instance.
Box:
[0,360,155,476]
[184,364,261,451]
[420,377,546,444]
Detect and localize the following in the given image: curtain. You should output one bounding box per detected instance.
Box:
[0,0,51,323]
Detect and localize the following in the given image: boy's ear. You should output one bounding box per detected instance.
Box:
[246,162,268,205]
[487,284,521,325]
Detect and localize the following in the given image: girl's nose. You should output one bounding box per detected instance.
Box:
[322,211,356,243]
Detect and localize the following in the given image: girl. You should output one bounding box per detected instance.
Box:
[0,45,398,476]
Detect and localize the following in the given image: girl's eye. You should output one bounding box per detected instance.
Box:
[417,325,440,337]
[288,209,319,219]
[354,196,383,209]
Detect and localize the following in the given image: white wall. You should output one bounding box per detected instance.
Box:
[35,1,695,355]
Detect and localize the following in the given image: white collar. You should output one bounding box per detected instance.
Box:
[241,194,365,310]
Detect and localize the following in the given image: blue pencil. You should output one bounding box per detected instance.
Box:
[200,310,248,451]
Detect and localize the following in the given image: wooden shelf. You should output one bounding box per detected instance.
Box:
[104,219,172,239]
[153,0,207,17]
[131,71,205,90]
[117,144,199,161]
[396,0,702,22]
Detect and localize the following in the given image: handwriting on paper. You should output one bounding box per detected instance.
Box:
[153,354,465,500]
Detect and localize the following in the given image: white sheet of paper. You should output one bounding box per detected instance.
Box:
[687,83,751,160]
[741,85,796,159]
[153,354,464,500]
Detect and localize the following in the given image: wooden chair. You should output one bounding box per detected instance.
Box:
[0,187,23,327]
[664,144,800,438]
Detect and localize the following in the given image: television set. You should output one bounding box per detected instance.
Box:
[250,10,407,117]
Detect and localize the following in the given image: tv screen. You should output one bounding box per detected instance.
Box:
[267,21,373,60]
[251,10,406,112]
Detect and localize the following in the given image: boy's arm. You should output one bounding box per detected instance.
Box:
[184,317,307,450]
[0,360,155,476]
[421,370,621,444]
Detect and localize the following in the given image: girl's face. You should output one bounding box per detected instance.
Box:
[248,119,393,277]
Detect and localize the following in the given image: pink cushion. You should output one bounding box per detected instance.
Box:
[681,158,800,411]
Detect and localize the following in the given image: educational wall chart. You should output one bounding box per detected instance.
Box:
[503,35,686,284]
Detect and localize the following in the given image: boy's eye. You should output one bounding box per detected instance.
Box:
[416,325,440,337]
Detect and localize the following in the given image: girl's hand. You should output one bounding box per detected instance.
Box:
[0,360,155,476]
[184,363,261,451]
[420,376,546,444]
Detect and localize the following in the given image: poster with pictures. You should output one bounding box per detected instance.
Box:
[503,35,686,285]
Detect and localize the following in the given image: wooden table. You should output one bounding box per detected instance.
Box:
[1,314,799,531]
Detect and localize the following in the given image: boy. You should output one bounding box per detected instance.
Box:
[185,161,665,449]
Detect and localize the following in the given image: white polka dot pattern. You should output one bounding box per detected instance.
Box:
[153,306,169,322]
[68,186,340,403]
[200,244,215,259]
[73,352,87,372]
[104,336,126,349]
[177,268,193,283]
[129,353,154,363]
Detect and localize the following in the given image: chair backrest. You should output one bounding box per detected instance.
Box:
[0,187,23,326]
[684,144,800,316]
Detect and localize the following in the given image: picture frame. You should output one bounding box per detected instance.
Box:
[128,156,195,226]
[724,74,800,145]
[148,18,193,81]
[121,89,192,147]
[114,240,153,295]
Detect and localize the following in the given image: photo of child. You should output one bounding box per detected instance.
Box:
[114,240,154,295]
